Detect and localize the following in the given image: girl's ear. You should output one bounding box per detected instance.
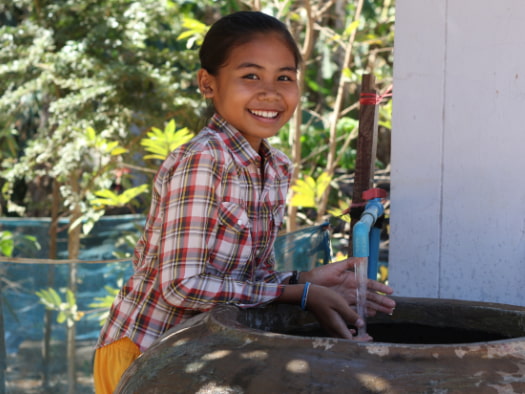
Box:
[197,69,215,99]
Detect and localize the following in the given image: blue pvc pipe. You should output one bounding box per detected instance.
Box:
[353,216,373,258]
[368,226,381,280]
[352,198,384,279]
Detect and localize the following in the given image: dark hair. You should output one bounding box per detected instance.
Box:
[199,11,302,75]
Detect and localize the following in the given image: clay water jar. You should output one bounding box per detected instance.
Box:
[116,297,525,393]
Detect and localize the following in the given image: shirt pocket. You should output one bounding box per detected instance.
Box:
[218,201,251,233]
[208,202,253,274]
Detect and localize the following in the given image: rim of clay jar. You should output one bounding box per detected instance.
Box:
[206,297,525,360]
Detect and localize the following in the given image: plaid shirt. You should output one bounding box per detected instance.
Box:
[97,114,292,351]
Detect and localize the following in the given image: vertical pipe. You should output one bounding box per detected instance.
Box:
[352,195,384,339]
[368,226,381,280]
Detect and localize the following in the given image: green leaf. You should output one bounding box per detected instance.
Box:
[120,184,149,202]
[89,295,116,309]
[344,20,360,37]
[36,288,62,310]
[48,288,62,306]
[91,184,148,208]
[57,311,67,324]
[35,291,54,310]
[177,30,196,41]
[290,173,333,208]
[315,172,332,199]
[140,120,194,161]
[94,189,117,198]
[342,67,354,82]
[290,193,315,208]
[87,285,121,325]
[142,153,167,160]
[86,127,96,142]
[290,176,316,208]
[110,146,128,156]
[66,289,76,306]
[0,241,14,257]
[0,231,14,257]
[177,17,208,48]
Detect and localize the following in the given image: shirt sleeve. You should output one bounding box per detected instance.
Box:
[156,148,284,312]
[254,251,291,284]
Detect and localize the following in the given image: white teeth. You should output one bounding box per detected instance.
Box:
[251,110,278,118]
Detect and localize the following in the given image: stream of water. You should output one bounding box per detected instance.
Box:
[354,256,368,339]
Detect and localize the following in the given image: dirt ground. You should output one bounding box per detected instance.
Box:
[5,339,95,394]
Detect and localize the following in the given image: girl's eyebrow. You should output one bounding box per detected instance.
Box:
[236,62,297,72]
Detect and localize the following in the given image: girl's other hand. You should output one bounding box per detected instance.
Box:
[302,258,396,316]
[305,284,372,341]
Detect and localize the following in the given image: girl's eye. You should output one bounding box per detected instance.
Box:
[243,73,259,80]
[278,75,294,82]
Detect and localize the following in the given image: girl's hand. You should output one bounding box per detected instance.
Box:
[305,284,372,341]
[302,258,396,316]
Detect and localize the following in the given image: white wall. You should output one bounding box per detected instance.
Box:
[389,0,525,306]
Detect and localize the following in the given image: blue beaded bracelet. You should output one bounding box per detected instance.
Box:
[301,282,311,310]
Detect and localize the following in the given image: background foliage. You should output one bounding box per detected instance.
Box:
[0,0,394,226]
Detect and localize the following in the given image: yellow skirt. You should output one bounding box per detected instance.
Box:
[93,337,141,394]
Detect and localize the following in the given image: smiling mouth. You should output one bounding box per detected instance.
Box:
[249,109,279,119]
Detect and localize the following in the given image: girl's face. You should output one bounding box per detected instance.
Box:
[198,32,299,152]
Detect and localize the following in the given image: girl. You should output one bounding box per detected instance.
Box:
[93,11,395,393]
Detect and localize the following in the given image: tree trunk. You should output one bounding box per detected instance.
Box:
[67,173,81,394]
[42,179,59,390]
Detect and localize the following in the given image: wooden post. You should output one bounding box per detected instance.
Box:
[348,74,380,256]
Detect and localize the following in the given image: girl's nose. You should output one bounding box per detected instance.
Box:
[258,82,279,100]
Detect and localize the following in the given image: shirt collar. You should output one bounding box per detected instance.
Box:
[208,113,273,166]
